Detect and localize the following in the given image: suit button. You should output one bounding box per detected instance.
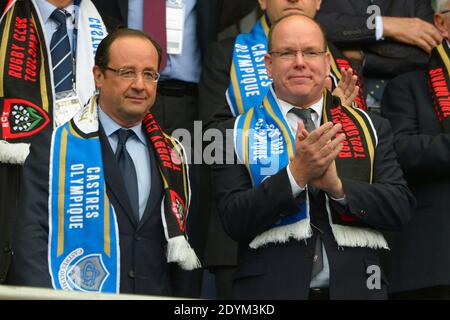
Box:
[134,234,141,241]
[128,270,135,279]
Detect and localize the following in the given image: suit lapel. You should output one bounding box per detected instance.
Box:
[99,123,138,227]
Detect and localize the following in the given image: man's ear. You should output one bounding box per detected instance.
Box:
[93,65,104,90]
[435,13,449,39]
[325,52,331,78]
[316,0,322,11]
[258,0,267,11]
[264,53,273,79]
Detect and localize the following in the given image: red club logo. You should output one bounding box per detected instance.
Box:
[170,190,186,232]
[1,98,50,139]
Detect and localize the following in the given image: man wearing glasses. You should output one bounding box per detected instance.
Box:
[199,0,362,300]
[211,14,415,299]
[8,28,201,297]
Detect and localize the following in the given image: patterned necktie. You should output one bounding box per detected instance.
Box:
[289,108,324,278]
[289,107,316,133]
[50,9,73,93]
[311,234,324,279]
[143,0,167,70]
[115,129,140,222]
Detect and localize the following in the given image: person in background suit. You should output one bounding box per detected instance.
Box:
[199,0,363,299]
[90,0,258,297]
[316,0,442,110]
[380,0,450,299]
[7,28,200,297]
[0,0,119,285]
[211,14,415,299]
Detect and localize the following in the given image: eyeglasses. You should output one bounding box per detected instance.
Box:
[269,49,327,60]
[105,67,160,82]
[441,10,450,14]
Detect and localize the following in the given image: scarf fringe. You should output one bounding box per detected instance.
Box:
[0,140,30,164]
[331,223,389,250]
[249,218,313,249]
[167,236,201,270]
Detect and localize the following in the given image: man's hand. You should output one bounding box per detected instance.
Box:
[329,68,359,107]
[309,160,345,199]
[289,120,345,188]
[341,49,364,63]
[383,17,443,54]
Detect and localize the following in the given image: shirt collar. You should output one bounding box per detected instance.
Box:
[272,86,324,120]
[98,104,147,145]
[35,0,75,23]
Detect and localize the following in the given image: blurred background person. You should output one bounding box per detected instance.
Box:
[381,0,450,299]
[316,0,442,112]
[0,0,117,285]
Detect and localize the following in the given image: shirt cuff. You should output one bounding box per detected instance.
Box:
[286,165,305,197]
[328,194,348,206]
[375,16,384,40]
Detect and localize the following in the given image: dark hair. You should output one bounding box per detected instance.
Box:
[95,27,163,71]
[267,13,327,52]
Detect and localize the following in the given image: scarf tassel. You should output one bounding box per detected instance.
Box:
[330,224,389,250]
[167,236,201,270]
[0,141,30,164]
[249,218,313,249]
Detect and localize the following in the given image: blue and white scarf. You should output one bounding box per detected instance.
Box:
[234,87,387,250]
[48,97,201,292]
[226,14,272,116]
[48,97,119,293]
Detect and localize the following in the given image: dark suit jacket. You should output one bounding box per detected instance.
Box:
[316,0,433,78]
[198,37,236,270]
[91,0,257,59]
[7,122,190,297]
[381,70,450,293]
[0,0,6,15]
[211,113,415,299]
[198,37,366,269]
[0,164,20,283]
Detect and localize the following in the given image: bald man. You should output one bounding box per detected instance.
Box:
[212,14,414,299]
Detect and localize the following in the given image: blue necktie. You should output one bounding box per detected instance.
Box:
[115,129,140,222]
[50,9,73,93]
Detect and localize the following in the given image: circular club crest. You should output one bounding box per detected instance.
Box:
[170,148,182,165]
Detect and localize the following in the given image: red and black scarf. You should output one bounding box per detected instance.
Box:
[328,44,367,111]
[143,112,200,269]
[429,41,450,132]
[0,0,52,145]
